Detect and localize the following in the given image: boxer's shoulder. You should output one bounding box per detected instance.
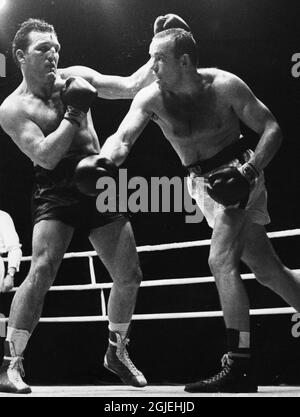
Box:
[0,86,21,111]
[1,82,40,117]
[199,67,237,82]
[0,92,22,126]
[1,89,31,115]
[212,70,246,93]
[199,68,236,85]
[0,90,33,136]
[198,68,246,101]
[133,81,161,108]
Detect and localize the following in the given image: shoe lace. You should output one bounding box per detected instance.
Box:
[8,357,25,381]
[204,353,233,384]
[221,353,233,368]
[120,338,142,376]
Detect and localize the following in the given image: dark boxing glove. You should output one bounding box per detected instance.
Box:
[153,13,191,35]
[74,155,118,197]
[61,77,98,127]
[207,162,259,207]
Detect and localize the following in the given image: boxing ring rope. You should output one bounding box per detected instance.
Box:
[1,228,299,323]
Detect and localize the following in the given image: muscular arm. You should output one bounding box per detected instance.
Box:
[100,87,154,165]
[228,74,283,172]
[0,105,78,170]
[61,60,155,100]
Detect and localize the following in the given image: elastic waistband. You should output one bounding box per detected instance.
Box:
[34,153,98,185]
[184,137,254,176]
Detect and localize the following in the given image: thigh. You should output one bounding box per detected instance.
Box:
[89,218,140,281]
[30,220,74,274]
[210,208,250,262]
[241,223,282,274]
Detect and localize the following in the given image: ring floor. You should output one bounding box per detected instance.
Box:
[0,385,300,397]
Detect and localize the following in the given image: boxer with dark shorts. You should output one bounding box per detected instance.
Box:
[99,28,300,393]
[0,17,160,394]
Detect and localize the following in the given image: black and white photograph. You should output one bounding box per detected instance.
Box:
[0,0,299,402]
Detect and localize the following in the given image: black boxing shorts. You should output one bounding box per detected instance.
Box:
[32,154,127,232]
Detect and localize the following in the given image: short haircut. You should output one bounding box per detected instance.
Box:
[153,28,198,67]
[12,18,57,66]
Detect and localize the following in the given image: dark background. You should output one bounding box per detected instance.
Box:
[0,0,299,386]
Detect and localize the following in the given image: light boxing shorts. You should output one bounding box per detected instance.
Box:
[185,138,271,229]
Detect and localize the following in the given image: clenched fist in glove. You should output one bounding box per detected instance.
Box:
[61,76,97,127]
[207,162,259,207]
[74,155,118,197]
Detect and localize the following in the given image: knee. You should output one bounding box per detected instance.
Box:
[134,265,143,285]
[114,264,143,290]
[209,252,235,277]
[127,265,143,288]
[27,257,58,295]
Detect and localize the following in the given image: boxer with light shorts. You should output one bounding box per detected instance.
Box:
[96,28,300,393]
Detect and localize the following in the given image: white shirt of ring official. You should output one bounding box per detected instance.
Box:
[0,210,22,278]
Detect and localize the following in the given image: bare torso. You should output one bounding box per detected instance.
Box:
[1,69,100,165]
[149,68,241,166]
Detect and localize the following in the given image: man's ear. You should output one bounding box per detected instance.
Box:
[15,49,25,64]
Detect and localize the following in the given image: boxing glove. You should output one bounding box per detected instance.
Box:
[154,14,191,34]
[61,76,97,126]
[207,162,259,207]
[74,155,118,197]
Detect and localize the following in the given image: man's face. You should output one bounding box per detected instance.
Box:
[149,37,181,90]
[21,31,60,79]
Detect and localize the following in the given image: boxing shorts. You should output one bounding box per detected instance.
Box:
[32,153,127,232]
[185,138,271,229]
